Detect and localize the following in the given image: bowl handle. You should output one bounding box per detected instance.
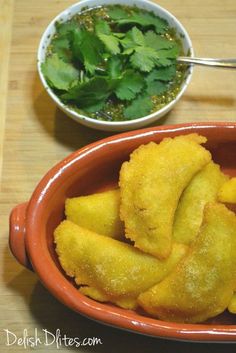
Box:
[9,202,33,271]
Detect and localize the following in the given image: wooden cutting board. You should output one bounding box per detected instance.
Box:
[0,1,236,351]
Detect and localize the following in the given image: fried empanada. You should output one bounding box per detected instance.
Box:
[228,293,236,314]
[173,162,228,245]
[138,203,236,323]
[54,220,187,308]
[119,134,211,259]
[79,286,137,310]
[65,189,124,240]
[218,177,236,204]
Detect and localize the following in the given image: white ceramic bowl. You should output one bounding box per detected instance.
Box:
[37,0,194,131]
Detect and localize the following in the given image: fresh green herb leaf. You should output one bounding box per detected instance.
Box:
[129,27,145,46]
[108,7,130,20]
[98,34,121,54]
[121,27,176,71]
[55,20,78,35]
[146,65,176,82]
[112,11,168,34]
[145,65,175,96]
[144,31,175,50]
[61,77,112,111]
[120,34,135,50]
[95,19,120,54]
[113,32,126,38]
[95,20,111,35]
[146,80,168,95]
[153,46,179,67]
[41,53,79,90]
[51,21,79,62]
[155,58,173,66]
[158,45,179,59]
[71,28,104,74]
[50,36,72,62]
[115,70,144,100]
[120,26,145,49]
[124,94,153,119]
[84,100,107,113]
[71,28,83,63]
[130,46,160,72]
[107,56,123,78]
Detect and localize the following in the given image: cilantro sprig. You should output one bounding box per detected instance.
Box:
[108,7,168,34]
[41,53,79,90]
[42,5,183,121]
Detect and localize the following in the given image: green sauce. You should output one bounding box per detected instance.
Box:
[44,5,188,122]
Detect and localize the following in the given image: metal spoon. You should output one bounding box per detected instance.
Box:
[177,57,236,69]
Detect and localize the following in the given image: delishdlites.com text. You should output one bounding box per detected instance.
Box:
[3,328,103,349]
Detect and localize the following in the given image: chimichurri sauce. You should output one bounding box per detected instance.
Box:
[44,5,188,122]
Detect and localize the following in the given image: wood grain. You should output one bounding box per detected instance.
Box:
[0,0,14,187]
[0,1,236,351]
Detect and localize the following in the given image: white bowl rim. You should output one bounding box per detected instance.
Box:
[37,0,194,128]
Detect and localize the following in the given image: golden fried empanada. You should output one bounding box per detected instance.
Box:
[228,293,236,314]
[65,189,124,239]
[119,134,211,259]
[218,177,236,204]
[138,203,236,323]
[54,220,187,308]
[79,286,137,309]
[173,162,228,245]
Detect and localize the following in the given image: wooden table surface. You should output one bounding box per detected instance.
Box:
[1,0,236,351]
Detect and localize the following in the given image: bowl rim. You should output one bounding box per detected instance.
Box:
[37,0,194,128]
[25,122,236,342]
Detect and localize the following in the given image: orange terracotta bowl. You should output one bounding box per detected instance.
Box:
[9,122,236,342]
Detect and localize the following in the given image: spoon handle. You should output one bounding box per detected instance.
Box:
[177,57,236,69]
